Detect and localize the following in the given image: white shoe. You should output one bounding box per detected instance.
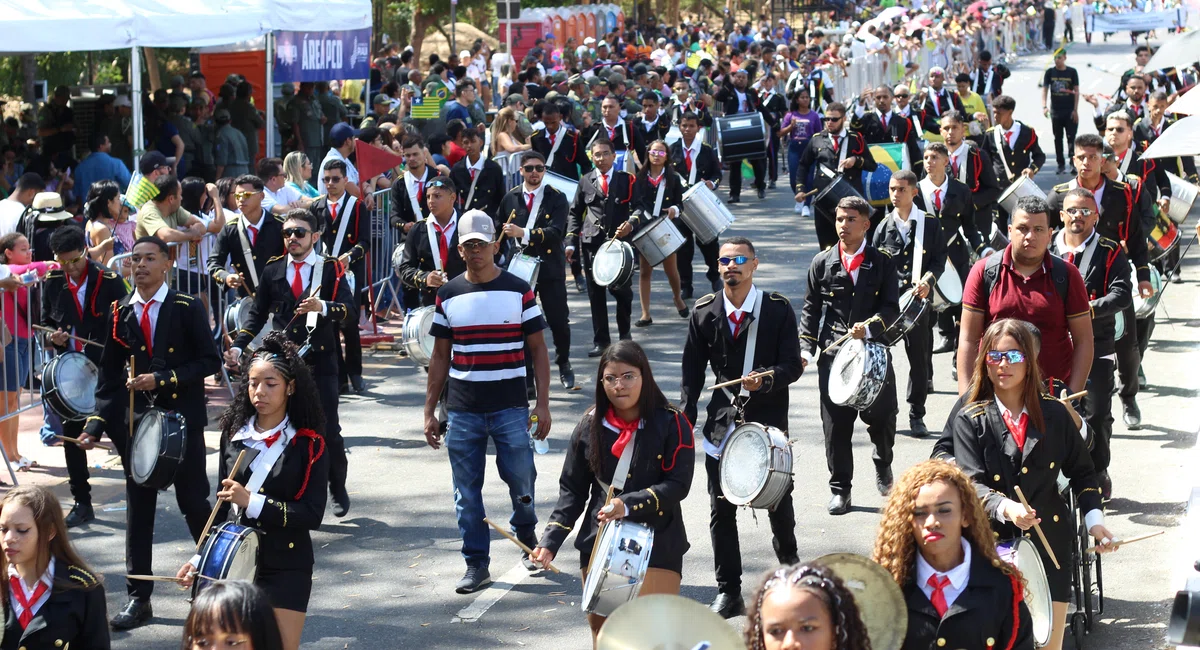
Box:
[794,202,804,214]
[10,457,33,471]
[800,204,812,218]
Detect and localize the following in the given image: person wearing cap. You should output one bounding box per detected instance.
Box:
[361,92,393,131]
[125,151,174,211]
[167,96,201,180]
[917,67,967,139]
[214,108,252,180]
[230,81,265,164]
[423,208,551,595]
[289,83,328,184]
[319,123,362,201]
[37,85,75,160]
[715,68,770,202]
[106,95,135,169]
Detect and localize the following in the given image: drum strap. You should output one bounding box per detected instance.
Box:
[404,170,426,224]
[651,176,667,218]
[236,220,260,290]
[462,160,483,210]
[911,210,928,285]
[1118,150,1133,176]
[330,196,355,258]
[597,427,639,493]
[306,256,326,331]
[1074,232,1101,278]
[524,188,544,235]
[993,127,1015,181]
[685,143,700,186]
[545,124,567,168]
[721,292,763,407]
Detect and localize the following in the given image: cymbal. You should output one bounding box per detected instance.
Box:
[597,594,746,650]
[813,553,908,650]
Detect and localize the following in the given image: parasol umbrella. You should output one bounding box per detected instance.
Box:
[1169,86,1200,115]
[1140,114,1200,159]
[967,0,989,17]
[1146,30,1200,72]
[857,6,909,37]
[906,15,934,33]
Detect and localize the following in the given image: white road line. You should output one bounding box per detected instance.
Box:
[452,562,531,623]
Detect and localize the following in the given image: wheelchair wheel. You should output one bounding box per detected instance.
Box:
[1080,522,1096,630]
[1071,612,1088,649]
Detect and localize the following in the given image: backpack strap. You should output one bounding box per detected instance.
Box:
[981,251,1070,308]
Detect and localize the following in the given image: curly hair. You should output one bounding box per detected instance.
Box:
[745,563,873,650]
[218,331,325,443]
[872,460,1022,590]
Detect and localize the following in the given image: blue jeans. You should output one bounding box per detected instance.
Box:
[445,406,537,568]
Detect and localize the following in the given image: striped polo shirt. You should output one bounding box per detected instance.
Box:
[430,271,546,412]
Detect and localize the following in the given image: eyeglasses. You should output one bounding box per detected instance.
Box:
[593,150,613,158]
[55,253,86,266]
[1107,127,1127,133]
[985,350,1026,365]
[1065,207,1095,216]
[282,227,311,239]
[322,176,344,184]
[602,372,641,387]
[648,150,667,157]
[234,191,261,199]
[522,165,546,173]
[461,240,491,250]
[719,255,754,266]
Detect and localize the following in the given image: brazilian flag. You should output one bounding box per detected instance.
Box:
[862,143,911,207]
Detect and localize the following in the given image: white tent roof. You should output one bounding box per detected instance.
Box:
[259,0,370,32]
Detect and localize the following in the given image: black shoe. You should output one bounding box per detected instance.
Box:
[635,318,653,327]
[827,493,851,515]
[588,344,606,358]
[1172,271,1183,284]
[560,366,576,390]
[64,502,94,528]
[1138,366,1148,390]
[909,417,929,438]
[932,334,956,354]
[756,188,766,199]
[1099,470,1112,500]
[951,365,958,382]
[331,486,350,517]
[1122,398,1142,430]
[876,466,894,496]
[775,549,799,566]
[727,195,741,204]
[1056,164,1065,174]
[681,287,694,300]
[349,375,365,394]
[518,533,540,571]
[338,382,351,395]
[1069,165,1078,175]
[767,180,776,189]
[709,592,746,619]
[455,566,493,594]
[574,277,586,293]
[110,598,152,630]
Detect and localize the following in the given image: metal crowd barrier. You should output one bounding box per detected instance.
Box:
[367,188,403,323]
[0,279,47,486]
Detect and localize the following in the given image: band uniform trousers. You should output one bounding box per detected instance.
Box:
[1051,112,1079,169]
[767,134,781,184]
[1084,357,1115,473]
[903,309,933,419]
[314,374,348,493]
[728,158,766,198]
[525,278,572,388]
[62,417,91,505]
[337,277,364,385]
[704,454,797,594]
[1115,303,1140,401]
[819,352,898,495]
[581,245,633,346]
[674,221,721,295]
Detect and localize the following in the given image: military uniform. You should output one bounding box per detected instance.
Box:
[309,193,368,390]
[206,210,286,297]
[668,137,723,297]
[275,92,295,153]
[530,125,592,181]
[450,154,507,220]
[317,89,349,149]
[397,212,466,307]
[945,141,1001,235]
[1,562,110,650]
[795,129,879,249]
[982,122,1047,228]
[289,95,327,182]
[214,123,251,178]
[566,167,639,347]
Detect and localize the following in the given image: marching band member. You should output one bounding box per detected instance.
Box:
[449,127,506,220]
[799,196,900,515]
[1087,74,1149,132]
[531,101,592,182]
[399,176,466,307]
[939,111,1001,238]
[667,111,723,300]
[918,67,968,138]
[794,103,879,250]
[179,332,329,650]
[743,563,873,650]
[873,170,948,438]
[1049,187,1131,500]
[681,236,804,618]
[982,95,1046,228]
[1134,90,1197,184]
[389,133,434,233]
[667,78,713,130]
[182,582,284,650]
[714,68,767,203]
[41,226,128,528]
[892,84,927,156]
[632,140,689,327]
[633,92,672,163]
[872,460,1034,650]
[756,73,788,190]
[950,318,1117,650]
[84,235,221,631]
[1102,111,1170,216]
[584,96,644,174]
[228,210,354,518]
[208,175,285,297]
[851,85,922,174]
[497,153,576,390]
[0,485,110,649]
[532,340,694,641]
[567,138,639,358]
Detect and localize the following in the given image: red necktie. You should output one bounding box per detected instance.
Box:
[729,312,745,338]
[831,135,841,153]
[840,245,863,273]
[1066,251,1076,265]
[883,113,890,129]
[291,262,306,299]
[433,222,449,269]
[1006,130,1015,148]
[549,131,557,147]
[263,431,282,448]
[1003,410,1028,450]
[248,225,258,246]
[329,201,339,222]
[525,192,535,214]
[139,299,155,356]
[600,172,609,195]
[416,181,424,203]
[604,408,639,458]
[933,189,943,211]
[607,125,616,141]
[10,576,49,629]
[470,168,477,183]
[684,148,693,172]
[951,155,960,176]
[927,575,951,618]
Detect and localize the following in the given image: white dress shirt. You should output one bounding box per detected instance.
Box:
[284,248,329,316]
[916,538,972,611]
[1001,121,1022,148]
[131,282,170,340]
[722,284,760,337]
[8,557,54,623]
[230,416,296,519]
[890,206,925,246]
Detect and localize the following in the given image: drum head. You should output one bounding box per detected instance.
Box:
[936,268,963,303]
[52,353,98,415]
[1000,538,1052,646]
[581,522,619,609]
[592,241,629,286]
[828,339,867,405]
[131,411,164,485]
[413,307,436,361]
[719,424,771,505]
[223,526,260,582]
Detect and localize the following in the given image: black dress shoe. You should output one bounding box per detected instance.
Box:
[338,382,351,395]
[681,287,694,300]
[827,493,851,515]
[932,334,956,353]
[767,180,776,189]
[1056,164,1066,174]
[588,345,606,358]
[1122,398,1142,430]
[757,187,766,199]
[635,318,653,327]
[727,195,741,204]
[709,592,746,619]
[876,466,894,496]
[776,551,799,566]
[65,502,94,528]
[927,378,934,393]
[110,598,152,630]
[574,277,586,293]
[1099,470,1112,500]
[455,566,493,594]
[909,417,929,438]
[331,486,351,517]
[560,366,576,390]
[349,375,365,394]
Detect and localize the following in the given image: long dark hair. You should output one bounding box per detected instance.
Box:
[745,563,873,650]
[180,176,211,215]
[638,138,676,179]
[84,179,121,221]
[587,340,668,475]
[0,486,100,601]
[180,581,284,650]
[965,318,1046,433]
[218,331,325,443]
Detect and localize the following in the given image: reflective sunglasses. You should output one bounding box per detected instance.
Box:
[322,176,344,184]
[522,164,547,173]
[718,255,754,266]
[55,253,86,266]
[985,350,1026,365]
[234,191,261,199]
[1065,207,1095,216]
[282,227,311,239]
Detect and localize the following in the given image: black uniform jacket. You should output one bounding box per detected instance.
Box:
[1,563,110,650]
[667,99,713,128]
[1047,175,1150,283]
[1095,100,1149,132]
[310,193,369,279]
[388,165,433,229]
[714,82,760,117]
[633,114,673,161]
[206,211,286,295]
[1134,114,1199,180]
[41,262,128,365]
[538,406,694,572]
[449,155,507,218]
[949,142,1002,210]
[531,126,593,180]
[796,130,879,195]
[234,255,354,377]
[567,168,637,250]
[681,290,804,442]
[86,290,220,438]
[856,109,925,174]
[398,214,467,307]
[758,91,788,132]
[1050,234,1131,357]
[217,428,330,571]
[799,245,901,355]
[914,177,982,262]
[900,545,1034,650]
[951,398,1102,555]
[497,186,570,281]
[584,119,644,161]
[982,123,1048,185]
[667,140,722,189]
[918,88,967,132]
[631,169,685,228]
[873,209,949,288]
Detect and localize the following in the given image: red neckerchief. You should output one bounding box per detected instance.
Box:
[647,171,664,188]
[1002,409,1028,449]
[604,408,639,459]
[839,243,864,272]
[9,574,49,628]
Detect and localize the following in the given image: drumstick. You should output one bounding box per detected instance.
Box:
[588,484,616,573]
[822,315,883,355]
[484,518,561,573]
[54,435,115,451]
[124,574,189,583]
[195,449,249,553]
[496,209,518,246]
[32,325,103,349]
[709,369,776,391]
[796,187,820,199]
[1059,390,1088,402]
[1013,486,1060,570]
[1084,529,1164,553]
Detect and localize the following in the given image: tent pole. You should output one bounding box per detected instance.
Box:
[131,46,143,174]
[265,32,275,158]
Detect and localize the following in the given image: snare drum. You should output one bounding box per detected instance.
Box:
[1166,171,1199,224]
[930,266,964,312]
[631,217,685,267]
[592,240,635,288]
[997,175,1047,216]
[41,352,98,421]
[582,519,654,617]
[828,338,890,411]
[882,291,929,346]
[813,175,866,224]
[402,306,437,367]
[223,296,272,349]
[543,171,579,206]
[680,182,736,244]
[131,408,188,490]
[1132,264,1164,320]
[507,253,542,289]
[997,537,1052,647]
[718,422,793,509]
[1150,209,1181,262]
[714,113,769,162]
[192,522,260,599]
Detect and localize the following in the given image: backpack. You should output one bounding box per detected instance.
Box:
[978,251,1071,310]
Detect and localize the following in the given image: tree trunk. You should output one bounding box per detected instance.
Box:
[20,54,36,104]
[410,10,438,70]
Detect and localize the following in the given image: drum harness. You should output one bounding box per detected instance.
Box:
[235,219,261,293]
[702,295,765,460]
[545,124,567,169]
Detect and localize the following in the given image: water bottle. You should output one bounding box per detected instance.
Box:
[529,415,549,455]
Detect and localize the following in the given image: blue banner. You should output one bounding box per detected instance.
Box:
[273,28,372,83]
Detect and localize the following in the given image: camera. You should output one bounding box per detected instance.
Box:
[1168,560,1200,646]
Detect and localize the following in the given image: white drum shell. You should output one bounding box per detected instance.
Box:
[402,306,437,367]
[718,422,793,509]
[507,253,542,289]
[930,266,964,312]
[631,217,686,267]
[998,537,1052,646]
[828,338,889,411]
[1166,171,1198,224]
[582,520,654,617]
[998,175,1048,216]
[680,182,736,244]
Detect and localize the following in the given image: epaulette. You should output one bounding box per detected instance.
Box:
[694,292,718,308]
[44,268,64,279]
[266,253,286,264]
[272,213,287,223]
[102,270,120,280]
[1098,236,1119,250]
[174,293,195,303]
[878,249,893,258]
[962,400,989,417]
[1110,179,1129,190]
[66,564,100,589]
[767,292,790,305]
[1053,182,1071,193]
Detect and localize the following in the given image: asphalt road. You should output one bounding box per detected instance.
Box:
[52,37,1199,650]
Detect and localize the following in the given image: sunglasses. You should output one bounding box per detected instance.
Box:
[522,165,546,173]
[234,191,261,199]
[461,240,491,250]
[428,180,452,189]
[823,115,844,122]
[648,150,667,157]
[322,176,344,184]
[985,350,1026,365]
[1065,207,1095,216]
[718,255,753,266]
[895,94,910,98]
[55,253,86,266]
[282,227,311,239]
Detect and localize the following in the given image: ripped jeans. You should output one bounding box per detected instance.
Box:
[446,406,538,568]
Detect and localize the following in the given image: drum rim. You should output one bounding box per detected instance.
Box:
[131,408,187,488]
[593,240,633,285]
[583,521,653,614]
[1001,537,1052,644]
[719,424,775,504]
[827,338,868,404]
[43,352,99,417]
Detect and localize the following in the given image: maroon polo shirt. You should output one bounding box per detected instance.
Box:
[961,246,1090,384]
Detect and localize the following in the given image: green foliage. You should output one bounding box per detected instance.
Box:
[0,48,191,97]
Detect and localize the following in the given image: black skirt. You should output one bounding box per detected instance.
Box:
[257,566,313,612]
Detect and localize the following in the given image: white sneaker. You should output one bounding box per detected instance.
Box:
[800,204,812,218]
[794,202,804,214]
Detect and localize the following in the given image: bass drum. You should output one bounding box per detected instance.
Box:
[718,422,792,509]
[828,338,889,411]
[592,240,635,288]
[582,519,654,617]
[41,352,98,422]
[680,182,736,244]
[813,175,865,225]
[714,113,768,162]
[192,522,260,599]
[402,306,437,367]
[998,537,1052,647]
[131,408,188,490]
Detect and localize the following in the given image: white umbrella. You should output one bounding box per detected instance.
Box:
[1140,114,1200,159]
[1168,86,1200,115]
[1145,30,1200,71]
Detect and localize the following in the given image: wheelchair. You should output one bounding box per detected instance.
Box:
[1058,472,1106,648]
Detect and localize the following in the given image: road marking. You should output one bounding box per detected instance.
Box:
[452,562,531,623]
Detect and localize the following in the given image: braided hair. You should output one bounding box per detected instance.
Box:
[745,563,873,650]
[218,331,325,443]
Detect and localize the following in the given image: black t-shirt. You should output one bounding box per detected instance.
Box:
[1043,66,1079,115]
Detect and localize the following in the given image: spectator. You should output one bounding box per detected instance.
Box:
[74,132,131,202]
[427,134,452,168]
[213,109,252,180]
[283,151,320,199]
[37,85,75,160]
[134,174,208,244]
[444,82,478,128]
[360,94,392,130]
[489,107,530,156]
[177,176,225,303]
[290,83,327,183]
[189,71,215,109]
[319,123,361,199]
[0,173,45,236]
[258,157,309,214]
[82,179,123,264]
[228,81,264,165]
[126,152,173,211]
[276,83,295,153]
[445,119,468,166]
[25,156,75,210]
[168,97,202,180]
[107,95,135,169]
[189,100,217,182]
